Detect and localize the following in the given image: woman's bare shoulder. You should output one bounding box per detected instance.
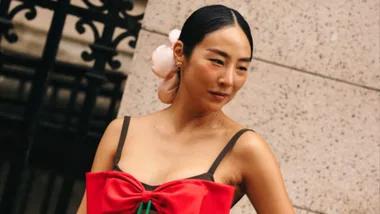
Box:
[222,114,249,132]
[105,116,125,134]
[226,119,270,164]
[107,113,157,131]
[222,117,270,170]
[128,111,165,127]
[231,129,294,212]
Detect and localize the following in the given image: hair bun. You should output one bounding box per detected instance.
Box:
[151,29,181,104]
[151,45,176,78]
[169,29,181,47]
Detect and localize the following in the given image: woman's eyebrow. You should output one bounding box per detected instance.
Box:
[207,48,229,58]
[206,48,251,62]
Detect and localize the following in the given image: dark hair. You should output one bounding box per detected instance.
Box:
[179,5,254,60]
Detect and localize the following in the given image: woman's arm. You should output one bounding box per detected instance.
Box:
[237,132,295,214]
[77,118,124,214]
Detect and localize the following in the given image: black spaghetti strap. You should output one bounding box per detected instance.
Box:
[114,116,131,165]
[208,128,255,174]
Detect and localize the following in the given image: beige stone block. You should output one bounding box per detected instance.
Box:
[230,197,320,214]
[224,60,379,214]
[142,0,380,89]
[118,29,167,116]
[230,201,322,214]
[143,0,248,34]
[294,208,318,214]
[230,196,256,214]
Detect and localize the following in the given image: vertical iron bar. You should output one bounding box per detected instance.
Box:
[106,79,122,123]
[0,0,11,70]
[0,0,71,213]
[63,74,84,128]
[0,0,11,36]
[49,86,59,108]
[40,73,82,214]
[55,1,122,213]
[17,169,36,214]
[0,0,18,211]
[40,172,57,214]
[0,161,3,178]
[17,80,26,100]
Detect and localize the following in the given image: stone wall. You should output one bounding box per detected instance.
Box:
[118,0,380,214]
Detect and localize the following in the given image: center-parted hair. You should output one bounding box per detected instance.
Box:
[179,5,254,60]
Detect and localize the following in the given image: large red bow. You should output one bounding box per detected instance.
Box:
[101,172,207,214]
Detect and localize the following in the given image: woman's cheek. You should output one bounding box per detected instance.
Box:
[234,75,247,91]
[195,61,216,81]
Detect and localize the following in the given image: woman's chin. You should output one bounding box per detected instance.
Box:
[200,101,226,113]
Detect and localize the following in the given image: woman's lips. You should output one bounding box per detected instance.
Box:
[209,91,229,101]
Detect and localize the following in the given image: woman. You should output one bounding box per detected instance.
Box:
[77,4,295,214]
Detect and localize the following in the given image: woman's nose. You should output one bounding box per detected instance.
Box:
[218,66,234,87]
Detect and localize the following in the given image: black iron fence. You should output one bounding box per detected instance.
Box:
[0,0,143,213]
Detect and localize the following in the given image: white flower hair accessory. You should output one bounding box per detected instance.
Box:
[151,29,181,104]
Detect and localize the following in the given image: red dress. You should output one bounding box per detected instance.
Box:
[86,116,254,214]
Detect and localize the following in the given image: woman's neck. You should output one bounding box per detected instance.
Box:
[163,92,226,133]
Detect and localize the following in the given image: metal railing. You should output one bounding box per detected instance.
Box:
[0,0,143,213]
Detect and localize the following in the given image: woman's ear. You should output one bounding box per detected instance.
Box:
[173,41,186,63]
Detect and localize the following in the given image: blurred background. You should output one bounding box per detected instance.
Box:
[0,0,379,214]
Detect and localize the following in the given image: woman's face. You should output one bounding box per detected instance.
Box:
[178,25,251,112]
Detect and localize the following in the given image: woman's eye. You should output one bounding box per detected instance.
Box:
[210,59,224,65]
[238,66,248,71]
